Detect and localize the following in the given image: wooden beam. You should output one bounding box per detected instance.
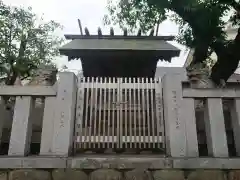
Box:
[110,27,114,36]
[137,29,141,36]
[149,29,154,36]
[77,19,83,35]
[97,27,102,36]
[85,27,90,36]
[123,28,127,36]
[156,23,160,36]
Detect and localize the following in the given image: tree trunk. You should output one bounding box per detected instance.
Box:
[210,28,240,85]
[5,70,18,85]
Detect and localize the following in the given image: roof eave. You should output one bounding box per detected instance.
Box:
[64,34,175,41]
[59,49,180,62]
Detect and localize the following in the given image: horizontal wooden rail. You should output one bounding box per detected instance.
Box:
[80,82,156,89]
[76,136,163,143]
[0,86,56,96]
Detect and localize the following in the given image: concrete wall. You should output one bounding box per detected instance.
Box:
[155,67,187,79]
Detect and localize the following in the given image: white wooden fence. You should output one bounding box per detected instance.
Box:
[0,72,240,158]
[74,77,164,152]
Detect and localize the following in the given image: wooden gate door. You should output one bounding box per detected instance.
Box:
[74,77,164,153]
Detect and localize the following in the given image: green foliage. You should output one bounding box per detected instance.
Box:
[0,1,63,85]
[104,0,167,33]
[104,0,240,67]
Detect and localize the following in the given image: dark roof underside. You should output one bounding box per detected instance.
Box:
[59,29,180,77]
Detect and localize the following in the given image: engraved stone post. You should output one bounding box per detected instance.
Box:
[51,72,77,156]
[162,74,199,157]
[162,74,187,157]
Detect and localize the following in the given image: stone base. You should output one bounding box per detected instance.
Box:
[0,157,239,179]
[1,169,240,180]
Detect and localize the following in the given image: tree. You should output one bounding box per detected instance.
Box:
[0,1,63,85]
[104,0,240,86]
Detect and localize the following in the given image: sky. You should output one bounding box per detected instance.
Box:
[4,0,188,73]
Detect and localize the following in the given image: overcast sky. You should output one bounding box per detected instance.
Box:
[4,0,188,72]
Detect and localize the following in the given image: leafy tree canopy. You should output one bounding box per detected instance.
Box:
[104,0,240,85]
[0,1,63,85]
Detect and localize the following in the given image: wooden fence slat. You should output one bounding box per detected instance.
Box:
[52,72,77,156]
[146,78,151,148]
[204,98,228,157]
[124,78,128,148]
[137,78,141,148]
[230,98,240,156]
[40,97,56,155]
[88,77,94,147]
[98,77,103,148]
[129,78,133,148]
[107,77,111,148]
[111,78,116,148]
[8,97,33,156]
[118,78,123,148]
[150,78,155,148]
[182,98,199,157]
[155,78,164,149]
[133,78,137,148]
[141,78,146,148]
[93,77,98,148]
[84,77,90,149]
[75,77,85,149]
[162,75,187,157]
[102,77,107,148]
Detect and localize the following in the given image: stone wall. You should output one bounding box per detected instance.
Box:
[1,169,240,180]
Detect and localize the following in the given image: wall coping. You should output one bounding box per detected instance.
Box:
[0,156,240,169]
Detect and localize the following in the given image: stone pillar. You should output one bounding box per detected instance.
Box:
[51,72,77,156]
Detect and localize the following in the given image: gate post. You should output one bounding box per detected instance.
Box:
[162,74,187,157]
[51,72,77,156]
